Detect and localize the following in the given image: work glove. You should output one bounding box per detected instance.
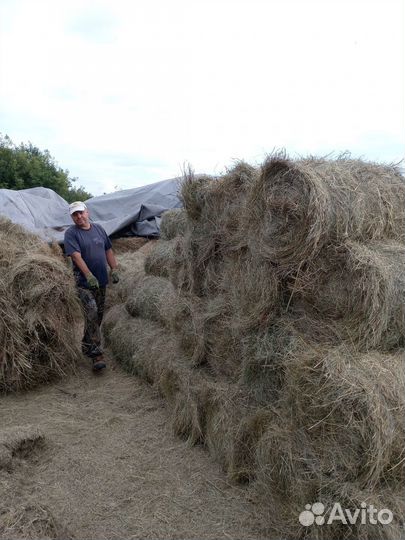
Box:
[110,269,120,284]
[86,273,100,290]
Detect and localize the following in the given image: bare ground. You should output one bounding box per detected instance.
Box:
[0,354,268,540]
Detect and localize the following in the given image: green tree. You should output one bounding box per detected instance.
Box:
[0,133,92,202]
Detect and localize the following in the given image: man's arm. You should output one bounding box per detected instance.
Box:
[106,248,118,270]
[70,251,92,277]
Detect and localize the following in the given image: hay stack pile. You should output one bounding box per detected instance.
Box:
[103,156,405,539]
[0,218,83,392]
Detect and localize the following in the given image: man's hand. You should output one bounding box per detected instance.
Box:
[86,273,100,290]
[110,269,120,284]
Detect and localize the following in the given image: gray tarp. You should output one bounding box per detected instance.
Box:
[0,177,182,243]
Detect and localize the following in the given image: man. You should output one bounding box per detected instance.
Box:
[64,201,119,371]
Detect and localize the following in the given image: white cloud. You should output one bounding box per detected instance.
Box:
[0,0,403,195]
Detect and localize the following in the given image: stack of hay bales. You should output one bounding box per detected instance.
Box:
[0,218,83,392]
[103,156,405,539]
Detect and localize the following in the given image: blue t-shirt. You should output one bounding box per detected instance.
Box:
[64,223,112,288]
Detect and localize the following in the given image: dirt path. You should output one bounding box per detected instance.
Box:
[0,355,267,540]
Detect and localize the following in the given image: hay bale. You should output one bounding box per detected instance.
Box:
[254,345,405,539]
[247,154,405,268]
[179,163,257,297]
[283,345,405,488]
[256,420,404,539]
[160,208,187,240]
[103,304,179,384]
[125,275,176,325]
[144,239,176,278]
[0,223,83,392]
[106,250,146,308]
[101,303,123,342]
[289,241,405,350]
[6,253,82,371]
[111,236,148,254]
[177,163,256,297]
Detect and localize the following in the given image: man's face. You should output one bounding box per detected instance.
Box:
[71,209,90,229]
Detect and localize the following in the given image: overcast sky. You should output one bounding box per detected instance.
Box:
[0,0,403,196]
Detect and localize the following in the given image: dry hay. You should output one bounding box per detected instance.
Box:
[256,427,404,540]
[197,295,242,377]
[124,275,210,370]
[238,322,295,405]
[105,250,146,308]
[168,235,193,293]
[179,163,257,297]
[144,239,176,278]
[254,344,405,539]
[163,367,209,445]
[220,248,281,333]
[159,208,188,240]
[159,292,206,367]
[0,282,30,391]
[161,293,241,374]
[247,153,405,269]
[0,217,49,267]
[283,345,405,489]
[288,240,405,351]
[48,242,65,260]
[103,303,179,384]
[125,275,176,325]
[0,425,44,470]
[173,225,223,297]
[181,162,255,235]
[0,220,83,392]
[138,239,159,256]
[180,171,214,221]
[0,503,73,540]
[201,382,271,481]
[111,236,148,254]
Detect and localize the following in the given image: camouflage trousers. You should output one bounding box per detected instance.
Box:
[77,286,106,358]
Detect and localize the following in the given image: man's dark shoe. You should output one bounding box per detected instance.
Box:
[92,356,106,372]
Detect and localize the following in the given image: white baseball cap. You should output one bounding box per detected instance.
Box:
[69,201,87,215]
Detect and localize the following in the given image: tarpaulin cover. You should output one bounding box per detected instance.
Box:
[0,177,182,243]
